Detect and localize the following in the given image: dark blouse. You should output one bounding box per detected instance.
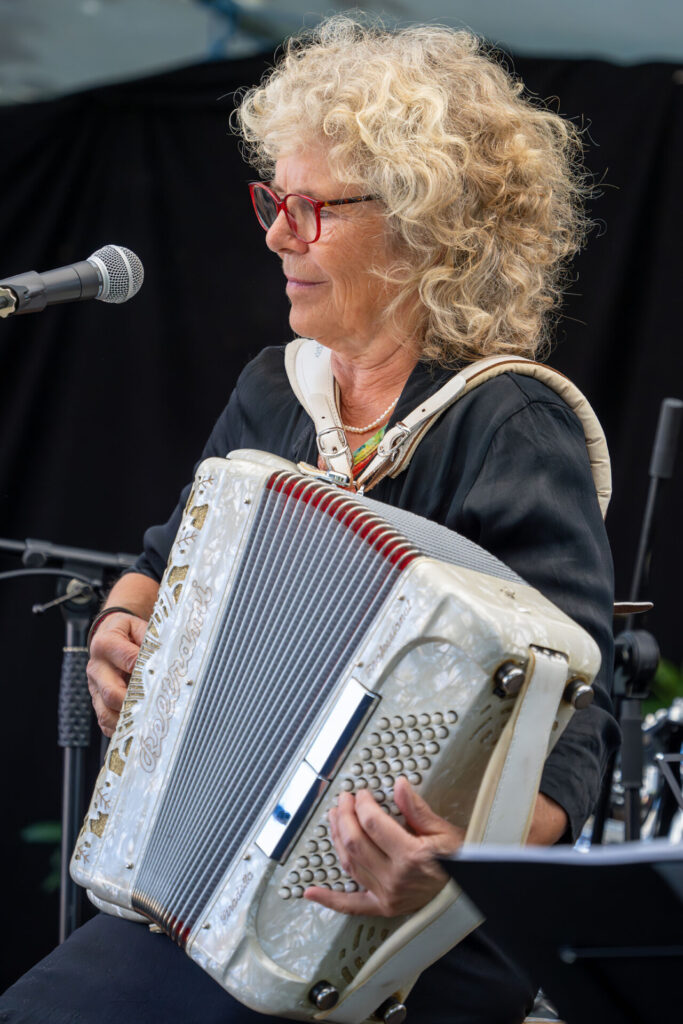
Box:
[132,346,620,842]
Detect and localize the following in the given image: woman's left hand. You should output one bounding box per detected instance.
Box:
[303,776,464,917]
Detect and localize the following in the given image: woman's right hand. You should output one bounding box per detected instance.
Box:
[86,573,160,736]
[87,611,149,737]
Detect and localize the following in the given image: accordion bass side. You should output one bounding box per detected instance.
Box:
[71,450,600,1022]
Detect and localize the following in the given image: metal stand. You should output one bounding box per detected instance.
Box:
[58,598,98,942]
[0,537,135,940]
[592,397,682,844]
[613,631,660,841]
[643,701,683,838]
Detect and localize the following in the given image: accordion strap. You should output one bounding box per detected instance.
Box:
[284,339,353,480]
[284,340,611,517]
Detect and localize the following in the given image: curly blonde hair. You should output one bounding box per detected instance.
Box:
[235,15,590,365]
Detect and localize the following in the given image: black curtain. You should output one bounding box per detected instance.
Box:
[1,53,681,989]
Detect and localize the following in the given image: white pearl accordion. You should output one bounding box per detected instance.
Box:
[71,450,600,1023]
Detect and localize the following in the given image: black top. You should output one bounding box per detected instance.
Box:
[132,346,620,842]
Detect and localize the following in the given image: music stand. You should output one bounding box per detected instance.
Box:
[442,840,683,1024]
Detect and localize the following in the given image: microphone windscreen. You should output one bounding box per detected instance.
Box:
[88,245,144,304]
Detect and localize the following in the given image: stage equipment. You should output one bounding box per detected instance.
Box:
[642,697,683,841]
[0,537,136,940]
[592,396,682,844]
[443,840,683,1024]
[0,244,143,317]
[71,450,601,1023]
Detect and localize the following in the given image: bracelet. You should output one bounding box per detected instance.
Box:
[87,606,138,654]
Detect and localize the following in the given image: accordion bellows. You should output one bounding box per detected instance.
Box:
[71,450,600,1022]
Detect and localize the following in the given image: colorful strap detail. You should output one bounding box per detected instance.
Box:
[351,425,388,478]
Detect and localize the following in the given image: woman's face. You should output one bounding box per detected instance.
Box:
[264,149,404,357]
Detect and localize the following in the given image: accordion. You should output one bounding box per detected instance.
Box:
[72,450,600,1022]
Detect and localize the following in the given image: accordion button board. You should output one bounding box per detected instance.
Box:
[71,450,601,1022]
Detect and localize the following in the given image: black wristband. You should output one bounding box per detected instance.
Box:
[87,605,137,654]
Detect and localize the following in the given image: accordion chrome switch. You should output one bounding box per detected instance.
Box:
[255,762,328,861]
[256,678,378,861]
[306,678,379,778]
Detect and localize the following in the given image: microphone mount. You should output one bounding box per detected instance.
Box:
[0,286,17,317]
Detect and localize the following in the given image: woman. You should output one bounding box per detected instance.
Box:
[1,15,618,1024]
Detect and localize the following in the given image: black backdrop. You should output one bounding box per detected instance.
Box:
[1,52,681,990]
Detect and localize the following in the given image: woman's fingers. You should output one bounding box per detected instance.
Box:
[313,783,463,917]
[86,612,146,736]
[329,791,391,880]
[303,884,382,917]
[346,790,418,869]
[86,659,127,711]
[90,614,143,674]
[393,776,465,852]
[87,654,129,735]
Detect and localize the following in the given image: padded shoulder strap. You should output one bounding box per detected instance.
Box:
[284,338,353,479]
[284,343,611,517]
[358,355,611,517]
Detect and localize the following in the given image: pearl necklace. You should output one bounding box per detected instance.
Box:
[342,396,399,434]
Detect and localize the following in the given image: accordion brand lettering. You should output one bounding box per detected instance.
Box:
[139,580,212,772]
[219,872,254,924]
[366,597,412,676]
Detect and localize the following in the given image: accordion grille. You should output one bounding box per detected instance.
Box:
[131,472,416,943]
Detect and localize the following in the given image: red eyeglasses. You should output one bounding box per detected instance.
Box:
[248,181,379,243]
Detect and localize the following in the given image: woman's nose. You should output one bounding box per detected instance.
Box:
[265,209,308,254]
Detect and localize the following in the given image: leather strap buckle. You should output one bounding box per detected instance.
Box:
[317,426,351,459]
[377,421,411,462]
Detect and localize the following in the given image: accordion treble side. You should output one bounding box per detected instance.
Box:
[71,450,600,1022]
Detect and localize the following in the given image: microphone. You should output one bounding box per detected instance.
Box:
[0,245,144,317]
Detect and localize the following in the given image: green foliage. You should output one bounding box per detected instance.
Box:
[20,821,61,844]
[20,820,61,893]
[643,658,683,716]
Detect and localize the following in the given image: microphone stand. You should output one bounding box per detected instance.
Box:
[592,397,682,843]
[0,537,136,941]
